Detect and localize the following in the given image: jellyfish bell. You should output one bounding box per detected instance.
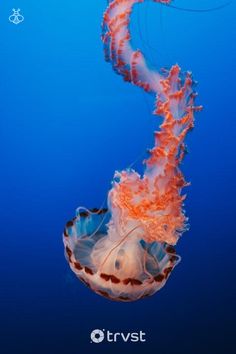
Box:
[63,208,180,302]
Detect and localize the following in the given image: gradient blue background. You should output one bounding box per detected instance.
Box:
[0,1,235,353]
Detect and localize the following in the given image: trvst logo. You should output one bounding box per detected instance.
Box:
[90,329,146,344]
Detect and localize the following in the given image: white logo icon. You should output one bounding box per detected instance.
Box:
[90,329,105,344]
[9,8,24,25]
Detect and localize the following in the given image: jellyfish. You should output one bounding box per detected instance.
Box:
[63,0,202,302]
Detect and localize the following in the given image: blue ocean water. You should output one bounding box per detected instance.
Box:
[0,1,235,353]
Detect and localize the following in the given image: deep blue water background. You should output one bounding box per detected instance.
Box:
[0,1,235,353]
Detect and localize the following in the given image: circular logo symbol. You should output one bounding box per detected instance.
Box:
[90,329,105,344]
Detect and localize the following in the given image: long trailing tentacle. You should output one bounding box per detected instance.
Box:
[103,0,202,246]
